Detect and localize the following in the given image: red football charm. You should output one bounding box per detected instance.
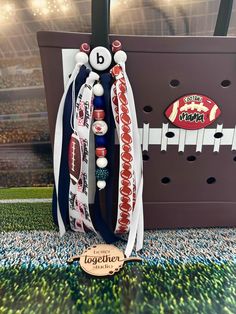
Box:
[68,133,81,185]
[165,94,221,130]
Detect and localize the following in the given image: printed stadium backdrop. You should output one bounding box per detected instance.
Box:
[0,0,236,189]
[1,2,236,314]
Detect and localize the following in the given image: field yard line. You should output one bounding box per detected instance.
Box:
[0,198,51,203]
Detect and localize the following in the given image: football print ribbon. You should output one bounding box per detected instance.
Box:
[111,65,135,234]
[54,60,88,236]
[111,52,144,257]
[69,71,99,233]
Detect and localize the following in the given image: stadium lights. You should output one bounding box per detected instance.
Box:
[31,0,71,17]
[111,0,128,9]
[0,2,16,22]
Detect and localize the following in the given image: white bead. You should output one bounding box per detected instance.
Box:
[89,46,112,71]
[114,50,127,64]
[75,51,88,64]
[92,121,108,136]
[96,157,108,168]
[97,180,106,190]
[93,83,104,96]
[89,71,100,81]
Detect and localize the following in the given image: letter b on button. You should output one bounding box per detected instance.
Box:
[89,46,112,71]
[97,53,104,64]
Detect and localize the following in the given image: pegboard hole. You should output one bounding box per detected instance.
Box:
[221,80,231,87]
[207,177,216,184]
[165,132,175,138]
[214,132,223,139]
[170,79,180,87]
[143,153,150,161]
[187,155,196,162]
[161,177,171,184]
[143,106,153,113]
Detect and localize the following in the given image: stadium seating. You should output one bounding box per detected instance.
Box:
[0,98,47,115]
[0,170,53,187]
[0,146,53,187]
[0,70,43,89]
[0,119,50,144]
[0,57,41,69]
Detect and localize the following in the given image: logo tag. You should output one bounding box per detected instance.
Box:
[165,94,221,130]
[67,244,142,276]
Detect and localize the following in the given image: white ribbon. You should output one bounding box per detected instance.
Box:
[121,62,144,256]
[68,83,85,232]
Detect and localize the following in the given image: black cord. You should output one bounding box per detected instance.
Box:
[91,0,110,48]
[214,0,233,36]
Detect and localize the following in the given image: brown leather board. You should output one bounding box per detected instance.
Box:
[37,31,236,229]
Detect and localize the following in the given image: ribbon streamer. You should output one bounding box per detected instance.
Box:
[52,65,89,229]
[54,47,143,258]
[111,59,144,257]
[53,62,88,236]
[69,72,99,233]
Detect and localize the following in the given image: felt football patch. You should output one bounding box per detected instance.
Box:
[165,94,221,130]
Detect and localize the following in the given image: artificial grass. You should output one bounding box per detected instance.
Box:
[0,187,53,200]
[0,262,236,314]
[0,203,56,232]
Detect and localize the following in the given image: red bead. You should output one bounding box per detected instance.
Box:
[93,109,105,121]
[96,147,107,157]
[112,40,122,53]
[80,43,90,54]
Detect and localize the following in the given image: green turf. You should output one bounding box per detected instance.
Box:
[0,262,236,314]
[0,203,56,232]
[0,187,53,200]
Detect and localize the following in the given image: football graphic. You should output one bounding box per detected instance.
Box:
[68,133,81,185]
[165,94,221,130]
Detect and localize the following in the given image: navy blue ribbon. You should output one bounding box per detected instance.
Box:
[52,65,89,227]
